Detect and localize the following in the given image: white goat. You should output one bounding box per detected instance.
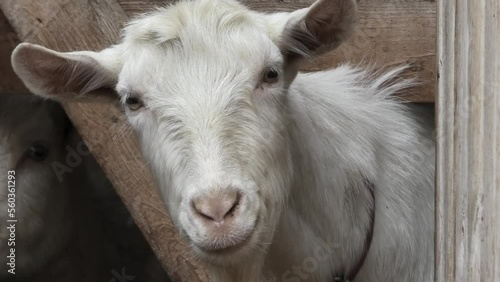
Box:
[0,96,167,282]
[0,96,72,279]
[11,0,435,281]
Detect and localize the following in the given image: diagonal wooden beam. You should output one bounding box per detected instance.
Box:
[0,1,208,281]
[0,11,28,94]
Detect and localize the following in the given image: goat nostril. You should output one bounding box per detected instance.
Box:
[224,193,241,219]
[199,212,215,221]
[192,201,212,220]
[191,190,242,222]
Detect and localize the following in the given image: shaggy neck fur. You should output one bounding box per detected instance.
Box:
[209,66,435,282]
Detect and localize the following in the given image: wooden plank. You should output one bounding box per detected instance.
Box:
[436,0,500,281]
[0,11,28,94]
[0,1,208,281]
[118,0,436,103]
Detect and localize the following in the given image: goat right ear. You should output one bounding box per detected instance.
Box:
[267,0,358,59]
[11,43,123,101]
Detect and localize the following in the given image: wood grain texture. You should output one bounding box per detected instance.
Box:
[0,0,208,281]
[118,0,437,103]
[436,0,500,281]
[0,11,27,94]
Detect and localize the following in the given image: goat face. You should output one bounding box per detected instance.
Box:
[0,96,70,275]
[116,6,293,262]
[11,0,358,264]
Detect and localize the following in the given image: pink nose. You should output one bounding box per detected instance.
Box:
[192,190,241,224]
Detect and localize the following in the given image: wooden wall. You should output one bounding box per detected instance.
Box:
[436,0,500,281]
[118,0,437,102]
[0,0,436,101]
[0,0,438,281]
[0,12,27,93]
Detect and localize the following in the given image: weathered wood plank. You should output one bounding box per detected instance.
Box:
[0,11,27,94]
[0,0,208,281]
[436,0,500,281]
[118,0,437,103]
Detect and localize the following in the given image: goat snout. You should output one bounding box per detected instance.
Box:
[188,188,258,254]
[191,190,241,227]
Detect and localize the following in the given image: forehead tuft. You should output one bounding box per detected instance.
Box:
[122,0,259,47]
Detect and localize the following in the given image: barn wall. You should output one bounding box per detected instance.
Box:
[118,0,437,102]
[436,0,500,281]
[1,0,436,102]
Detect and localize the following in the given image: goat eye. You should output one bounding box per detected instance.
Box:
[29,144,49,161]
[125,97,143,111]
[264,68,279,84]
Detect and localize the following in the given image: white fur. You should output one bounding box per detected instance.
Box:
[0,96,72,277]
[11,0,435,281]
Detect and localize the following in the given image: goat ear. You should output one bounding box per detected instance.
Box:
[274,0,358,59]
[11,43,122,101]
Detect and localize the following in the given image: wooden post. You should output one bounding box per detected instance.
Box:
[436,0,500,281]
[0,1,209,281]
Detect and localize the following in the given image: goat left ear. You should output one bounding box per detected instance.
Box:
[11,43,123,102]
[271,0,358,59]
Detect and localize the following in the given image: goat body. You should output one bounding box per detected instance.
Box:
[11,0,435,281]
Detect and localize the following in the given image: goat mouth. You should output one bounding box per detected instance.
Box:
[198,239,249,255]
[187,215,261,258]
[194,223,259,258]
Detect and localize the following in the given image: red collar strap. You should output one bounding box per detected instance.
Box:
[335,181,376,282]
